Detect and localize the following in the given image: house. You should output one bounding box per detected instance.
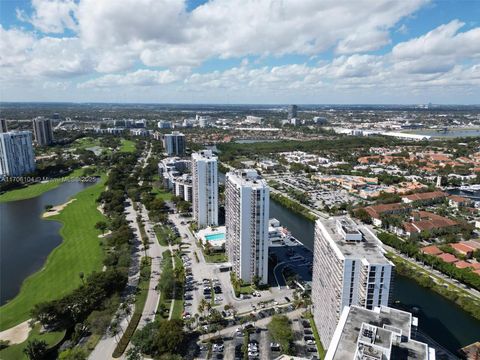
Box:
[462,240,480,251]
[402,191,447,205]
[401,211,458,237]
[448,195,473,208]
[450,243,475,258]
[437,253,458,264]
[363,203,411,226]
[421,245,443,256]
[455,260,474,269]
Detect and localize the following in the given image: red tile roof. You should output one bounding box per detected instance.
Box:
[421,245,443,256]
[448,195,472,203]
[437,253,458,263]
[463,240,480,250]
[363,203,410,219]
[455,260,474,269]
[403,191,446,202]
[450,243,475,254]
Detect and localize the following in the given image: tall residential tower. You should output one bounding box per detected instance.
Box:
[192,150,218,228]
[163,131,185,156]
[312,216,394,348]
[225,169,269,285]
[32,116,54,146]
[0,131,36,177]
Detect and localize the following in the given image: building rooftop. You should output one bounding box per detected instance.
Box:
[421,245,443,256]
[327,305,429,360]
[316,216,391,264]
[437,253,458,263]
[192,149,217,161]
[226,169,268,189]
[403,191,446,202]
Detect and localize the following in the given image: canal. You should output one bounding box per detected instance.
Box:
[269,197,480,353]
[0,180,95,305]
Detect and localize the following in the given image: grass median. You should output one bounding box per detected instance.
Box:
[0,175,107,331]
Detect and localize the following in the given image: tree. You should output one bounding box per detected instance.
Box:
[268,315,294,355]
[132,319,185,357]
[59,347,88,360]
[126,346,142,360]
[95,221,108,234]
[23,339,48,360]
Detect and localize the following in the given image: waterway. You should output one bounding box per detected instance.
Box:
[408,129,480,138]
[0,181,95,305]
[268,197,480,353]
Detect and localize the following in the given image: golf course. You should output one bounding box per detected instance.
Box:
[0,174,107,331]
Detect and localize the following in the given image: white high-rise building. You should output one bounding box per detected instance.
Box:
[32,116,54,146]
[163,131,185,156]
[312,216,394,348]
[0,131,36,177]
[192,150,218,228]
[225,169,269,284]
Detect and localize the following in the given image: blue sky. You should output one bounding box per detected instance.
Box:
[0,0,479,104]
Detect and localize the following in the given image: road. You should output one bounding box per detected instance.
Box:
[88,200,145,360]
[137,203,168,328]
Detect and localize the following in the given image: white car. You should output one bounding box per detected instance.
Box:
[306,340,316,346]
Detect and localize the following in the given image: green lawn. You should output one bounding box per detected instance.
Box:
[74,137,99,149]
[152,185,173,201]
[171,255,184,320]
[0,168,86,203]
[154,225,180,246]
[306,313,326,359]
[0,175,107,331]
[0,324,65,360]
[202,250,228,264]
[119,139,136,153]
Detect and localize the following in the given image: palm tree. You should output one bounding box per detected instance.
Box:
[79,272,85,285]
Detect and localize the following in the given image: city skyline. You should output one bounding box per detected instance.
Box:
[0,0,479,104]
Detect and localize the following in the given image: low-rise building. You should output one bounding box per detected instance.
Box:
[448,195,473,208]
[402,191,447,205]
[325,305,434,360]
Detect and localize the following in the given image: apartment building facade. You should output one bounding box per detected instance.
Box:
[0,131,36,177]
[192,150,218,227]
[312,216,394,348]
[225,169,269,284]
[32,116,54,146]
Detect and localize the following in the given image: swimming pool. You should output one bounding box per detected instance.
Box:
[205,233,225,241]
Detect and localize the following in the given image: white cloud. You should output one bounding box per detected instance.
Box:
[78,69,180,88]
[0,25,34,67]
[391,20,480,74]
[17,0,78,33]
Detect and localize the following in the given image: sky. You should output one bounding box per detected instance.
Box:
[0,0,479,104]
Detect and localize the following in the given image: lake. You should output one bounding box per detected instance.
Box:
[0,181,95,305]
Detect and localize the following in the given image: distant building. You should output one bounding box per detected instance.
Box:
[157,120,172,129]
[0,119,8,133]
[0,131,36,177]
[312,216,394,348]
[32,116,54,146]
[163,132,185,156]
[225,169,269,284]
[192,150,218,228]
[325,305,434,360]
[401,191,447,205]
[288,104,298,119]
[245,116,263,124]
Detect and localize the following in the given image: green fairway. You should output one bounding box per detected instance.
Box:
[120,139,136,153]
[0,175,107,331]
[0,325,65,360]
[73,137,99,149]
[0,168,86,203]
